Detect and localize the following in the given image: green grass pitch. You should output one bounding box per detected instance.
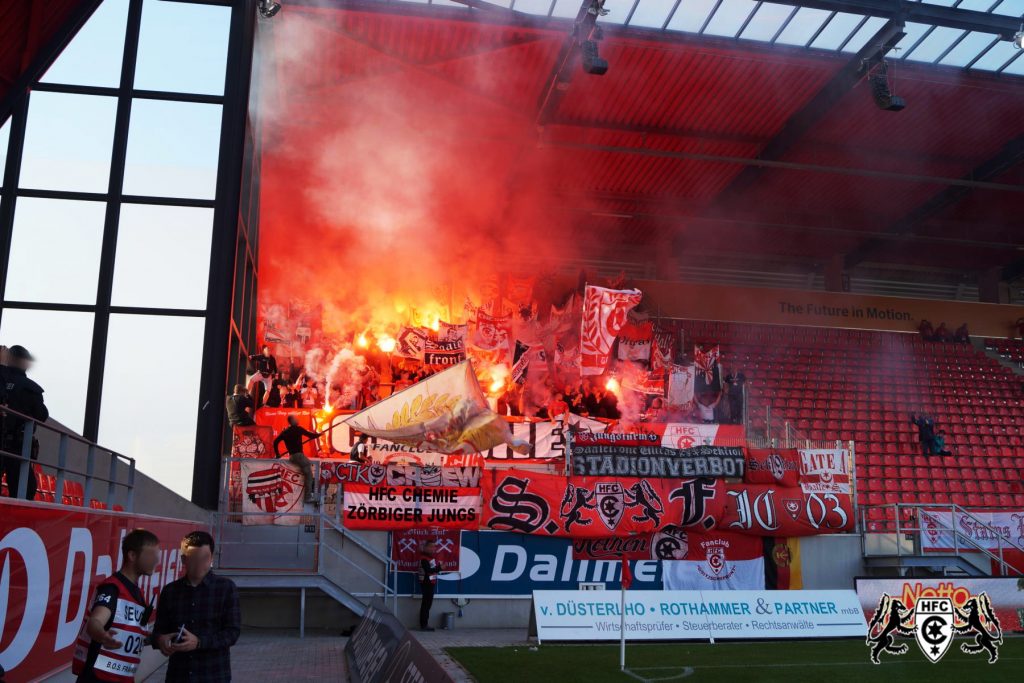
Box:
[447,637,1023,682]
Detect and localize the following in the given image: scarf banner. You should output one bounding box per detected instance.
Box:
[396,326,428,360]
[511,340,532,384]
[391,529,461,573]
[650,326,677,373]
[667,365,695,407]
[342,484,481,530]
[694,345,720,384]
[617,320,653,362]
[799,448,851,495]
[622,372,665,396]
[745,448,801,487]
[570,444,745,478]
[469,310,512,358]
[317,461,481,488]
[481,470,854,538]
[241,459,306,526]
[920,508,1024,552]
[345,361,523,455]
[579,285,642,375]
[662,531,766,591]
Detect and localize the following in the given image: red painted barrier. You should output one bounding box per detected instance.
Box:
[0,500,204,681]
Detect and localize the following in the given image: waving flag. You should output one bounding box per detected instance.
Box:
[344,361,527,455]
[579,285,642,376]
[694,344,720,384]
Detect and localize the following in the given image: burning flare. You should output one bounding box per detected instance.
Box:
[378,335,396,353]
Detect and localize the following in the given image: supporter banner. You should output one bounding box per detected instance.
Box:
[572,536,660,561]
[854,577,1024,633]
[468,310,512,366]
[423,337,467,366]
[317,460,482,488]
[345,362,522,455]
[650,327,676,373]
[662,532,765,591]
[531,589,867,642]
[798,449,851,495]
[240,459,306,525]
[364,448,483,468]
[330,412,603,461]
[570,444,745,478]
[919,508,1024,552]
[609,422,745,448]
[231,424,274,458]
[345,600,454,683]
[744,448,801,487]
[510,340,532,384]
[391,529,461,573]
[482,470,854,538]
[0,501,201,681]
[617,320,653,362]
[622,372,665,396]
[667,365,694,407]
[390,531,663,595]
[579,285,642,376]
[343,484,481,529]
[395,326,428,360]
[693,345,720,385]
[255,407,321,458]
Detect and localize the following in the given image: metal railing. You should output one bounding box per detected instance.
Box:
[0,404,136,510]
[860,503,1024,576]
[214,457,398,611]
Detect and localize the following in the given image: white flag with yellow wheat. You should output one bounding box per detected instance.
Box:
[343,361,527,455]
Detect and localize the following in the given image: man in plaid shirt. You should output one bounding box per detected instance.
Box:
[153,531,240,682]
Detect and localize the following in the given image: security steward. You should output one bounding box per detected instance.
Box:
[0,345,48,499]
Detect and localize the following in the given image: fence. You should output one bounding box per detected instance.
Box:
[0,404,135,510]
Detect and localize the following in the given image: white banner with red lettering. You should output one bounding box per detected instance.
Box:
[240,459,306,525]
[0,501,200,681]
[920,508,1024,552]
[798,449,851,495]
[617,320,653,362]
[579,286,642,376]
[662,531,765,591]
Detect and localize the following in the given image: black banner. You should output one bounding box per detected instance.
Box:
[345,600,454,683]
[571,444,745,478]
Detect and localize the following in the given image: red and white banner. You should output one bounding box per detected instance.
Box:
[0,501,201,682]
[317,461,482,488]
[395,326,428,360]
[240,459,306,525]
[391,529,461,573]
[468,310,512,366]
[231,424,274,459]
[611,422,746,448]
[255,407,323,458]
[329,413,603,461]
[342,485,481,530]
[920,508,1024,552]
[745,448,801,487]
[798,449,851,495]
[481,470,853,538]
[650,327,676,373]
[617,320,653,362]
[667,365,694,407]
[662,531,765,591]
[694,345,720,384]
[579,286,642,376]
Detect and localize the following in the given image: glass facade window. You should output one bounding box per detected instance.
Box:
[41,0,129,88]
[134,0,231,96]
[0,119,9,187]
[19,91,118,193]
[122,99,223,199]
[98,314,205,498]
[0,309,95,433]
[5,198,106,305]
[111,203,214,310]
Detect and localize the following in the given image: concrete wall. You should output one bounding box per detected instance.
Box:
[797,534,865,590]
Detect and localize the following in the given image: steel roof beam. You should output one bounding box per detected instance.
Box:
[846,134,1024,269]
[765,0,1022,40]
[709,18,906,205]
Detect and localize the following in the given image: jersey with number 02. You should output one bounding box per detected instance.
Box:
[71,576,151,683]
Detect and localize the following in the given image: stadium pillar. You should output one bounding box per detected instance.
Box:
[978,267,1008,304]
[824,255,849,292]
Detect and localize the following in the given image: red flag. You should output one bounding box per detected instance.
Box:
[579,285,642,376]
[620,557,633,589]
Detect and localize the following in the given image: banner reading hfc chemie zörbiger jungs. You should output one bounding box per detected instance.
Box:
[531,590,866,642]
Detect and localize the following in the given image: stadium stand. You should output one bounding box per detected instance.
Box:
[681,321,1024,515]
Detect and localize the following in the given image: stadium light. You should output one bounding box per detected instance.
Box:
[259,0,282,18]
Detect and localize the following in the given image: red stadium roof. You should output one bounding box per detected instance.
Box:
[264,2,1024,283]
